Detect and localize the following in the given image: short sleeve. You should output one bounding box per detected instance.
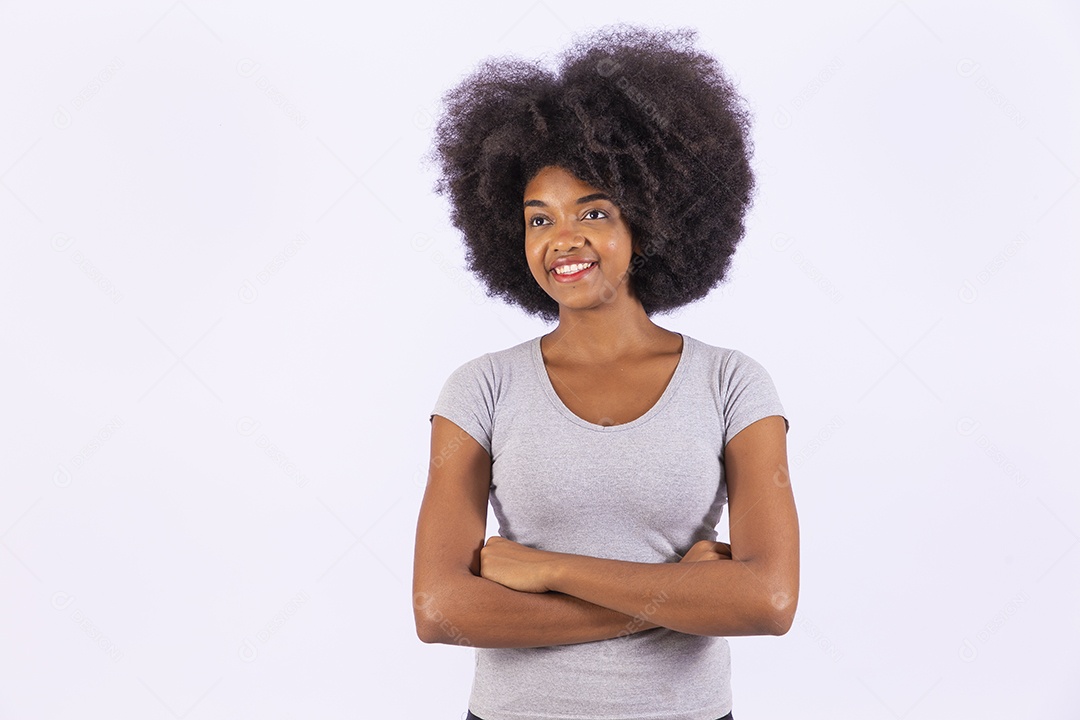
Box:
[720,350,789,449]
[429,355,495,456]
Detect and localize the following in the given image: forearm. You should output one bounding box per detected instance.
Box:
[547,554,791,637]
[416,571,660,648]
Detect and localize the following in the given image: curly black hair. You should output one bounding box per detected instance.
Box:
[428,23,756,323]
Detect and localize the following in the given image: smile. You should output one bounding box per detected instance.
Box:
[551,262,596,282]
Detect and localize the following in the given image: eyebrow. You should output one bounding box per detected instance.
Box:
[524,193,612,208]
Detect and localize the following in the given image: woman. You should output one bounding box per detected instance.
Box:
[413,24,799,720]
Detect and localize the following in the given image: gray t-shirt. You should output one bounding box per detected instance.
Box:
[429,332,789,720]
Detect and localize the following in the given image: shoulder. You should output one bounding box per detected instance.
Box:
[682,334,788,435]
[436,336,537,393]
[682,334,773,377]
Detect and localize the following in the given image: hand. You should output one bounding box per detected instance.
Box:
[480,536,559,593]
[678,539,732,563]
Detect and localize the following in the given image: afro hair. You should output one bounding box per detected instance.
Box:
[428,23,756,323]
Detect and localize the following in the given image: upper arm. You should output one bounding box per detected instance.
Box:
[412,414,492,640]
[724,414,799,634]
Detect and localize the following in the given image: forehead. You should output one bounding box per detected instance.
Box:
[524,166,607,201]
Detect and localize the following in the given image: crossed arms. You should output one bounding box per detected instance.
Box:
[412,414,798,649]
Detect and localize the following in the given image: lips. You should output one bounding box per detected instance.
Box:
[550,261,597,282]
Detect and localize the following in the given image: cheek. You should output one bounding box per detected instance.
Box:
[525,245,546,279]
[603,238,632,264]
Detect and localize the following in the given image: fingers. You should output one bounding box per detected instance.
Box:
[677,540,734,563]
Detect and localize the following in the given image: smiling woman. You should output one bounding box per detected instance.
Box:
[523,167,640,315]
[413,22,798,720]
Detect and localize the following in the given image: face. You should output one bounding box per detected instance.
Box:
[523,165,640,314]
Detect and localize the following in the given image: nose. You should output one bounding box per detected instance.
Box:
[551,217,585,251]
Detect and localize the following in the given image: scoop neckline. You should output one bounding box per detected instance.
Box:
[531,332,693,432]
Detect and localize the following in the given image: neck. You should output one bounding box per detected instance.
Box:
[543,295,674,364]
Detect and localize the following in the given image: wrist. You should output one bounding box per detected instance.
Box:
[543,550,571,592]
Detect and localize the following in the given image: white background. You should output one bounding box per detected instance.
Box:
[1,1,1078,718]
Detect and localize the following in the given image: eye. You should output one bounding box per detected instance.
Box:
[583,209,608,220]
[527,215,550,227]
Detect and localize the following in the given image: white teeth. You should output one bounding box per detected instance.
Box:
[554,262,594,275]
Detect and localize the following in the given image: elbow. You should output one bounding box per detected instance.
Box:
[414,611,441,644]
[722,560,797,636]
[767,610,795,636]
[763,588,797,636]
[413,588,471,646]
[416,624,443,645]
[413,589,448,643]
